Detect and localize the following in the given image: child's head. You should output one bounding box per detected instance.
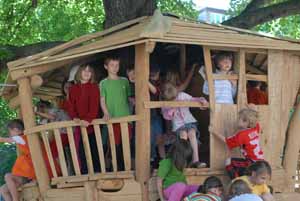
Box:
[248,160,272,185]
[160,82,178,101]
[75,64,95,83]
[168,139,193,171]
[126,66,135,83]
[150,64,160,81]
[228,179,252,199]
[36,100,52,113]
[62,79,74,97]
[165,70,181,86]
[238,108,258,129]
[198,176,224,196]
[7,119,24,136]
[215,52,233,72]
[104,56,120,76]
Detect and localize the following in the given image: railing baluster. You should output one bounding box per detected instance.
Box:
[108,124,117,172]
[120,122,131,171]
[66,127,81,175]
[54,128,68,177]
[80,127,94,174]
[41,131,58,178]
[93,125,106,173]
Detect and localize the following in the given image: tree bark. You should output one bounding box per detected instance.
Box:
[223,0,300,29]
[103,0,156,29]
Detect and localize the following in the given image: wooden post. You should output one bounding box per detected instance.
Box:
[180,44,186,79]
[237,49,247,110]
[17,77,50,195]
[135,42,151,201]
[283,100,300,187]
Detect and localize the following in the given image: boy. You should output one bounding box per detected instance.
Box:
[0,119,35,201]
[100,56,132,170]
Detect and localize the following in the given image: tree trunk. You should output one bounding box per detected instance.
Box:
[103,0,156,29]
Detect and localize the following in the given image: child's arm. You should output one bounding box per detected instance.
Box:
[190,97,209,109]
[209,126,226,143]
[0,137,14,144]
[35,111,56,121]
[261,193,274,201]
[148,81,158,94]
[100,97,110,121]
[156,177,165,201]
[177,64,196,92]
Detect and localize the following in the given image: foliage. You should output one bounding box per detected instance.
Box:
[228,0,300,39]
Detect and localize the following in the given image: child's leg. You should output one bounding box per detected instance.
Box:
[4,173,23,201]
[0,184,12,201]
[187,128,199,162]
[179,130,188,140]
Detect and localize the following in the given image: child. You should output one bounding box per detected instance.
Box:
[68,64,101,173]
[58,79,74,112]
[161,82,208,168]
[183,176,224,201]
[0,120,35,201]
[227,179,263,201]
[157,139,197,201]
[247,81,268,105]
[202,52,237,104]
[126,65,166,162]
[234,161,274,201]
[210,107,263,179]
[100,56,132,170]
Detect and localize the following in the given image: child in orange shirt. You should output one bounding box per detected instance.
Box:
[0,119,35,201]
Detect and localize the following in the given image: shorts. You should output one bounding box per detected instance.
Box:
[175,123,199,137]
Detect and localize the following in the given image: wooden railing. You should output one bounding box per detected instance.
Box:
[25,115,140,185]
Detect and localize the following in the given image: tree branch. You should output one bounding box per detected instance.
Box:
[223,0,300,29]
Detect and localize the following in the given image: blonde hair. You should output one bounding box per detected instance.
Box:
[239,108,259,128]
[75,64,96,84]
[165,70,181,86]
[161,82,178,101]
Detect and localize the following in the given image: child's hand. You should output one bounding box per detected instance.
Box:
[198,97,209,109]
[80,120,90,127]
[74,118,81,124]
[103,113,110,121]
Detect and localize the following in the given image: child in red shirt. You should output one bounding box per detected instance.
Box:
[210,107,264,179]
[68,64,100,174]
[0,120,35,201]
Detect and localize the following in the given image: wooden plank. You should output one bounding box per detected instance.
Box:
[120,122,131,171]
[54,128,68,177]
[80,127,94,174]
[51,175,89,185]
[84,181,97,201]
[144,101,209,109]
[237,49,247,110]
[93,125,106,173]
[135,43,151,201]
[17,77,50,193]
[41,132,58,178]
[203,46,215,112]
[180,44,186,79]
[246,74,267,82]
[66,127,81,176]
[213,74,238,80]
[92,115,140,125]
[108,124,117,172]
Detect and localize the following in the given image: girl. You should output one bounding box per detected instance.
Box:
[161,82,208,168]
[68,64,100,173]
[58,79,74,112]
[210,107,263,179]
[0,120,35,201]
[157,139,197,201]
[183,176,224,201]
[227,179,263,201]
[234,161,274,201]
[201,52,237,104]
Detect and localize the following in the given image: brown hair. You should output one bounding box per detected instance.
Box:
[104,56,120,66]
[7,119,24,131]
[247,160,272,177]
[227,179,252,199]
[239,108,259,128]
[164,70,181,86]
[75,64,96,84]
[214,52,233,69]
[160,82,178,101]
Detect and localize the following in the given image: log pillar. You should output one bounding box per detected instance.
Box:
[17,77,50,195]
[283,100,300,189]
[135,43,151,201]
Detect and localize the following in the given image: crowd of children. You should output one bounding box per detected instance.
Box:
[0,52,274,201]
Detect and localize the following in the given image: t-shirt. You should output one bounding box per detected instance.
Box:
[226,123,264,161]
[247,87,268,105]
[157,158,186,189]
[229,194,263,201]
[235,176,270,196]
[203,71,236,104]
[99,77,131,117]
[183,192,222,201]
[161,92,198,131]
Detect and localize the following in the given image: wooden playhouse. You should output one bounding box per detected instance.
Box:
[2,10,300,201]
